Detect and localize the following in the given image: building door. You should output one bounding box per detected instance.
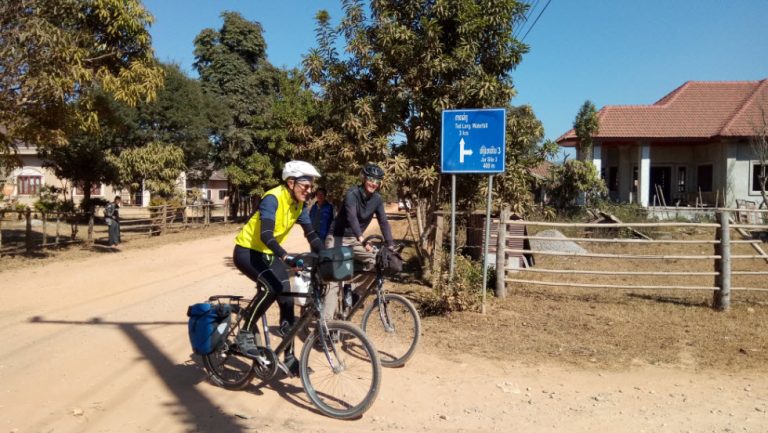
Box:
[649,166,672,206]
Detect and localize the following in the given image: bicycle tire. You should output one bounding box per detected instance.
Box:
[202,302,256,390]
[299,320,381,420]
[360,293,421,368]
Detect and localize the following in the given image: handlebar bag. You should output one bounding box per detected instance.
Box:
[318,246,354,281]
[379,247,404,274]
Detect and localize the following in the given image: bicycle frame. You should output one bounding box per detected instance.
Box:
[253,256,342,370]
[341,271,384,320]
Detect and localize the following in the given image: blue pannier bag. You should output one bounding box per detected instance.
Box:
[187,303,231,355]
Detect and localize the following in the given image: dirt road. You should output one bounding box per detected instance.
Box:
[1,228,766,433]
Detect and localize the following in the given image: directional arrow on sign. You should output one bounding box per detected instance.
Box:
[459,138,473,163]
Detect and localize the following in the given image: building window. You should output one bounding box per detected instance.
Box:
[17,175,42,195]
[218,190,227,200]
[677,166,687,193]
[697,164,713,193]
[753,163,768,193]
[74,183,102,196]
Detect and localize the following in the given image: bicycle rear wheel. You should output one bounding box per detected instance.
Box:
[202,301,256,390]
[299,320,381,420]
[361,293,421,368]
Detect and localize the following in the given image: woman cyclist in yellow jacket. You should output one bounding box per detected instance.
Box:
[232,160,324,375]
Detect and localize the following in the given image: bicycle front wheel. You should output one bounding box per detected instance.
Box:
[202,302,256,390]
[361,293,421,368]
[300,320,381,420]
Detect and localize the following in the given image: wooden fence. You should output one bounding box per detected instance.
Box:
[494,209,768,311]
[0,203,230,256]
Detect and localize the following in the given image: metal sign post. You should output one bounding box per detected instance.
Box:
[441,108,506,312]
[450,174,457,281]
[480,174,494,314]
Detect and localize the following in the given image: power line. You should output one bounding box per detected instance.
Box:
[520,0,552,42]
[513,0,540,40]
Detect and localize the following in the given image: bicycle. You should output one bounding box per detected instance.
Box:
[333,234,422,368]
[200,252,382,420]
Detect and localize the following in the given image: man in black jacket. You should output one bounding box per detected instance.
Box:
[323,164,394,320]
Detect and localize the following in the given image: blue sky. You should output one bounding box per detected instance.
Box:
[142,0,768,160]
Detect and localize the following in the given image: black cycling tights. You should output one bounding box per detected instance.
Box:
[232,245,295,335]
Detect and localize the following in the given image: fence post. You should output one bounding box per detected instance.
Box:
[431,212,445,290]
[87,209,94,244]
[55,213,60,245]
[713,211,731,311]
[0,210,4,252]
[162,205,168,234]
[42,212,47,247]
[25,208,32,253]
[495,208,508,299]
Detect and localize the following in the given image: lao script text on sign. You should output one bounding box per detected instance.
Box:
[441,108,506,173]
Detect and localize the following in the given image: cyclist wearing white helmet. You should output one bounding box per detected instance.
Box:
[232,160,324,375]
[323,163,395,321]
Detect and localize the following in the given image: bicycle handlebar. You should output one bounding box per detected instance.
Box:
[283,255,304,269]
[362,234,404,253]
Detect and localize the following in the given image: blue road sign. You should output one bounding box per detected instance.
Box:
[441,108,506,174]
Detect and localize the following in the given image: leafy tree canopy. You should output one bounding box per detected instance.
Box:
[304,0,532,211]
[0,0,164,156]
[111,141,186,199]
[574,100,600,161]
[131,63,228,179]
[194,12,316,207]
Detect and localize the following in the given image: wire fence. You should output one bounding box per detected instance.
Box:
[431,208,768,311]
[496,210,768,311]
[0,203,231,256]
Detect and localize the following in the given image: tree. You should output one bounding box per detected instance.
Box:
[574,100,600,162]
[548,159,607,211]
[40,63,227,204]
[493,105,558,216]
[111,141,186,200]
[304,0,532,248]
[194,12,314,214]
[131,63,227,179]
[0,0,163,153]
[39,90,133,204]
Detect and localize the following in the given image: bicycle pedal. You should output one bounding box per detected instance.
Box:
[275,360,293,377]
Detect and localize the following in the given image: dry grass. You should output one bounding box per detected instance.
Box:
[389,220,768,372]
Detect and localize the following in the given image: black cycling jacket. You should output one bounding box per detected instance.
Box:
[331,185,394,246]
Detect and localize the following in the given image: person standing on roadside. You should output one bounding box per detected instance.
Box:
[309,187,334,241]
[105,196,122,248]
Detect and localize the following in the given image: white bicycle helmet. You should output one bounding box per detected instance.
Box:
[282,160,321,180]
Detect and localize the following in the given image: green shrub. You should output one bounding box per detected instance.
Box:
[420,253,493,315]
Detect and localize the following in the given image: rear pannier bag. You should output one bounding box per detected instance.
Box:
[318,246,354,282]
[187,303,231,355]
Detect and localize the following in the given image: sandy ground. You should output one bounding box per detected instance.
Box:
[1,227,767,433]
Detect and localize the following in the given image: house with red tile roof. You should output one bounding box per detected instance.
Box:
[557,79,768,208]
[2,143,219,207]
